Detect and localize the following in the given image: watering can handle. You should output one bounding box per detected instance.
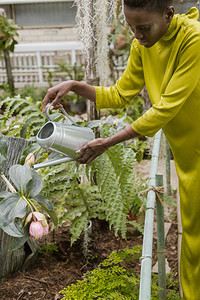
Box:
[45,103,80,126]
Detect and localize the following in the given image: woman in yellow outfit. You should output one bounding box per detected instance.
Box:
[42,0,200,298]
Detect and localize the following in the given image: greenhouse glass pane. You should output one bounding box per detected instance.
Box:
[14,2,76,27]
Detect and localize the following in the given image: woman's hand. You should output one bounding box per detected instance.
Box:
[76,125,139,164]
[42,80,96,113]
[76,138,109,164]
[42,81,74,113]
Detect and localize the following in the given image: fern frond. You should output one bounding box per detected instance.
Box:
[38,162,76,191]
[63,205,86,220]
[0,96,45,138]
[5,99,25,117]
[127,220,144,234]
[93,153,127,238]
[70,211,89,245]
[87,199,105,219]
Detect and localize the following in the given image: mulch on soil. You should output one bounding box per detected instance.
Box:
[0,218,178,300]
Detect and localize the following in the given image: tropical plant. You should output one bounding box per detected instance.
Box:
[0,12,19,95]
[37,115,147,245]
[0,95,147,246]
[0,14,18,55]
[0,120,57,250]
[0,163,57,250]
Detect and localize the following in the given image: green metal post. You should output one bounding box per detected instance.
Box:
[139,130,162,300]
[155,174,166,300]
[165,137,171,196]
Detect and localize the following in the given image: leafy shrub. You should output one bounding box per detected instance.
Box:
[0,14,18,55]
[166,272,181,300]
[17,84,47,104]
[60,246,181,300]
[60,246,163,300]
[0,83,13,100]
[0,95,147,245]
[60,246,144,300]
[37,115,147,244]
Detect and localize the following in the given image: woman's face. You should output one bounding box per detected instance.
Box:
[124,5,174,48]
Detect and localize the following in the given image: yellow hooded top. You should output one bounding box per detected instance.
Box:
[95,8,200,300]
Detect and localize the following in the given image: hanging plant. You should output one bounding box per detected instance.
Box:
[74,0,121,85]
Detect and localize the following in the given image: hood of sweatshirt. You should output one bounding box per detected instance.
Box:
[161,7,199,41]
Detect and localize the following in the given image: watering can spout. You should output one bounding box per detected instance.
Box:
[32,156,74,170]
[32,103,95,169]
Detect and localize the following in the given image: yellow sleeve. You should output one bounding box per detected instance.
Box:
[95,39,145,110]
[132,31,200,137]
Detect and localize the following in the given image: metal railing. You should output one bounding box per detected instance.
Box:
[139,130,170,300]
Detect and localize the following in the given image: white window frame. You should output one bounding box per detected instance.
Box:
[0,1,76,28]
[1,0,72,4]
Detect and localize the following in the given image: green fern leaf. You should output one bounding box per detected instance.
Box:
[93,153,127,238]
[70,211,89,245]
[64,205,86,220]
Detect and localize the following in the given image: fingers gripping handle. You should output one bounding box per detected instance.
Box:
[45,103,80,126]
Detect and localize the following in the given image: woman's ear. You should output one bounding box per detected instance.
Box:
[166,6,175,23]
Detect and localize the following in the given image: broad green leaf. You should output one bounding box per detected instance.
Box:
[9,164,32,192]
[10,226,30,251]
[86,119,105,129]
[0,193,27,221]
[32,194,53,210]
[32,194,58,226]
[10,235,29,251]
[0,219,24,237]
[25,170,43,197]
[0,191,11,200]
[0,193,27,237]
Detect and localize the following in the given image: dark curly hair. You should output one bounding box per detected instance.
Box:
[124,0,173,13]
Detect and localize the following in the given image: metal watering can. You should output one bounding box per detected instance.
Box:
[32,103,95,169]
